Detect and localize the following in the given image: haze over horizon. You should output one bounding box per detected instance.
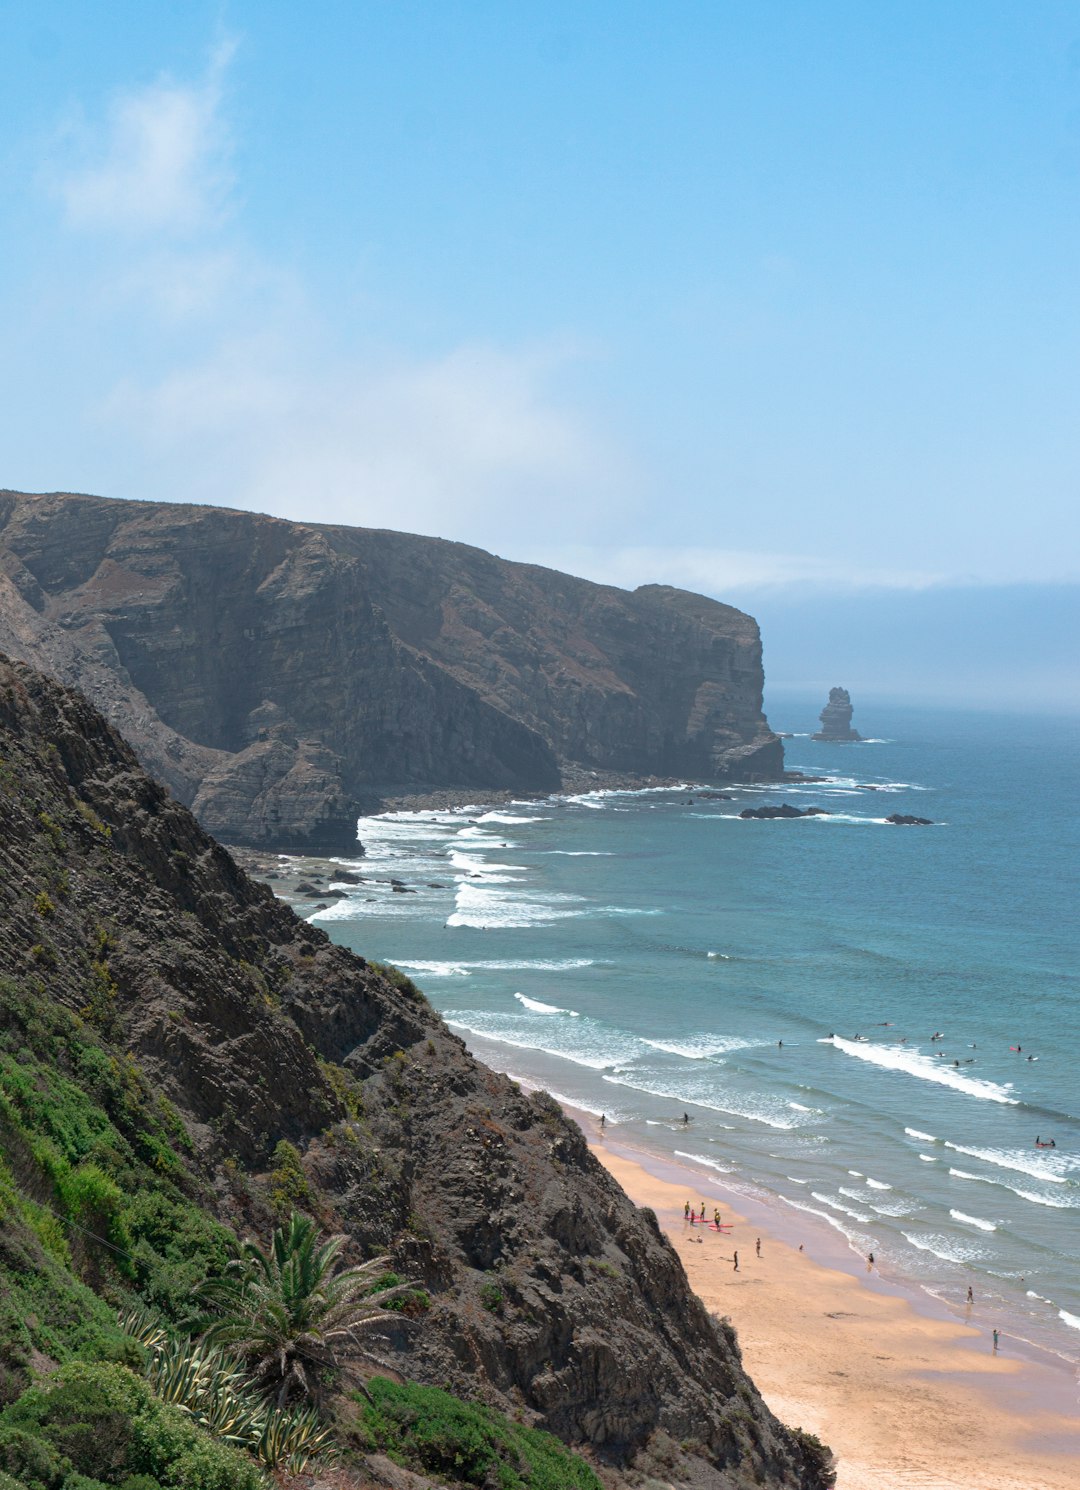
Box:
[2,2,1078,708]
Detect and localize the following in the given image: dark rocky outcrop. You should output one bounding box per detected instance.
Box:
[885,813,933,826]
[0,653,831,1489]
[811,687,861,742]
[0,491,783,851]
[739,803,831,819]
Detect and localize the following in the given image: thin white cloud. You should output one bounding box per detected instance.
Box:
[522,544,950,596]
[56,39,235,235]
[100,334,633,545]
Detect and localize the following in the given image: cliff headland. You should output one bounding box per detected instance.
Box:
[0,490,783,851]
[0,652,830,1489]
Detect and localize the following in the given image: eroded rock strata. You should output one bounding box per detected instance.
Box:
[0,490,783,850]
[0,654,831,1488]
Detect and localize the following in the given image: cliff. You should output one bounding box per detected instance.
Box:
[0,653,831,1489]
[0,491,782,851]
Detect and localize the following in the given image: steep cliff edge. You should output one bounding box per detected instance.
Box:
[0,491,782,850]
[0,653,830,1488]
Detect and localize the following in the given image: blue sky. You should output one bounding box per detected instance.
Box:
[2,3,1079,702]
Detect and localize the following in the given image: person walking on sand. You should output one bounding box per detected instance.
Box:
[733,1250,739,1272]
[967,1286,974,1305]
[756,1236,761,1258]
[867,1252,875,1270]
[993,1328,999,1352]
[684,1201,691,1221]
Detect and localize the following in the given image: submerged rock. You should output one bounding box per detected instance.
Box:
[740,803,831,819]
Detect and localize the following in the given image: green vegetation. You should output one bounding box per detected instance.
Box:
[353,1378,603,1490]
[199,1212,418,1407]
[0,1360,263,1490]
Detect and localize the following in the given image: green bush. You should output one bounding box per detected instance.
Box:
[0,1364,262,1490]
[0,1423,65,1487]
[353,1377,601,1490]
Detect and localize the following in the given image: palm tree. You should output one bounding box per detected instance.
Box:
[198,1211,418,1406]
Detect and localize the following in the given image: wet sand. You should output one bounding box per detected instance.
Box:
[591,1141,1080,1490]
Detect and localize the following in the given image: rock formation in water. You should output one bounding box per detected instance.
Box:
[0,491,783,851]
[0,652,832,1489]
[811,687,861,742]
[739,803,831,819]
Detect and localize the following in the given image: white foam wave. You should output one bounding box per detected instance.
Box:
[786,1176,809,1185]
[824,1037,1018,1104]
[814,1191,872,1223]
[1060,1310,1080,1331]
[903,1231,986,1265]
[865,1177,892,1190]
[674,1150,735,1175]
[514,993,579,1017]
[789,1101,812,1112]
[906,1128,937,1142]
[549,850,614,856]
[642,1035,753,1060]
[869,1199,912,1217]
[919,1154,937,1162]
[598,1072,798,1130]
[478,958,597,971]
[392,960,471,976]
[706,951,730,959]
[943,1141,1071,1184]
[443,1018,620,1071]
[780,1195,868,1247]
[476,811,549,825]
[948,1167,1078,1210]
[950,1209,997,1232]
[447,881,585,928]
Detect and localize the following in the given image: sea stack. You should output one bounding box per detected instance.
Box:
[812,686,861,741]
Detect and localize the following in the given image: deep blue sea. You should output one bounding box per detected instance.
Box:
[310,695,1080,1368]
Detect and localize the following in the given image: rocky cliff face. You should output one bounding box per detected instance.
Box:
[0,653,830,1489]
[0,491,782,850]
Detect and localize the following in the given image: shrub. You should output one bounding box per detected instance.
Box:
[353,1378,602,1490]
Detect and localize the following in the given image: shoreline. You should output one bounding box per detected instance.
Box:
[577,1118,1080,1490]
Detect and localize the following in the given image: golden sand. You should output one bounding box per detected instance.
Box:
[590,1142,1080,1490]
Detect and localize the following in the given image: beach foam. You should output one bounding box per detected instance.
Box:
[949,1209,997,1232]
[514,992,579,1016]
[824,1036,1018,1104]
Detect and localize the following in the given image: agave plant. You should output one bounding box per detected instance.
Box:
[197,1211,419,1407]
[119,1305,338,1472]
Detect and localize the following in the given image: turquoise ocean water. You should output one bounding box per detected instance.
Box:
[310,695,1080,1370]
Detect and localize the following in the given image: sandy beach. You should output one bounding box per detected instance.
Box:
[590,1140,1080,1490]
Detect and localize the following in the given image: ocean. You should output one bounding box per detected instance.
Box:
[302,694,1080,1371]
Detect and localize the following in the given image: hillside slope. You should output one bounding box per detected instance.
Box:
[0,491,782,850]
[0,653,828,1489]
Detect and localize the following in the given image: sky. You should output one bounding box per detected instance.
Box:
[1,2,1078,707]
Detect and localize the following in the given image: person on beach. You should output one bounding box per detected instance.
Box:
[966,1286,974,1305]
[756,1236,761,1258]
[993,1328,999,1352]
[683,1112,690,1125]
[599,1113,605,1129]
[684,1201,691,1220]
[733,1250,739,1272]
[867,1252,875,1270]
[714,1208,721,1227]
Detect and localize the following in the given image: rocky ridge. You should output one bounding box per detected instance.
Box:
[0,491,783,851]
[0,653,831,1489]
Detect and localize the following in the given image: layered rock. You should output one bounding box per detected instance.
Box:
[811,686,861,742]
[0,653,831,1489]
[0,491,782,850]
